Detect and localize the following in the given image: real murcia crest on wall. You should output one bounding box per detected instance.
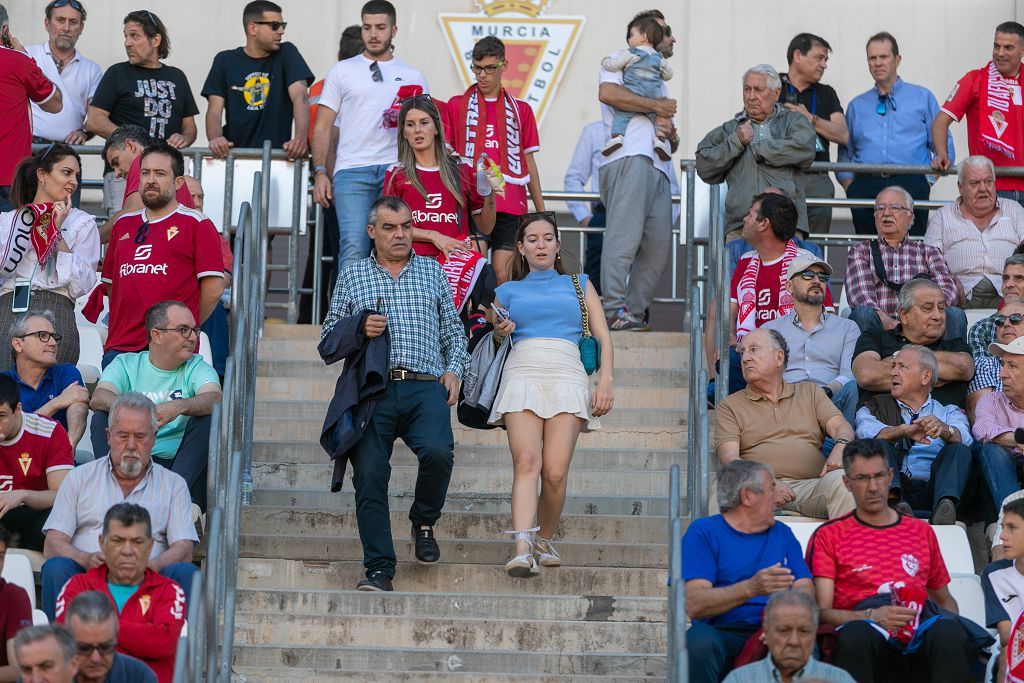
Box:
[439,0,586,125]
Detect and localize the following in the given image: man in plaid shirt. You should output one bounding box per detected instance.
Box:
[845,186,965,340]
[322,195,469,592]
[967,254,1024,360]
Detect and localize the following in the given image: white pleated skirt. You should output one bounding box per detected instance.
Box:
[489,338,600,431]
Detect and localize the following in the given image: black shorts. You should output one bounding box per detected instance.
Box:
[489,212,520,252]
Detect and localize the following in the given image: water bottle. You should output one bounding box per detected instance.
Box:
[476,154,491,196]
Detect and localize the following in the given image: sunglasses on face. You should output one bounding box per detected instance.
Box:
[253,20,287,31]
[995,313,1024,327]
[794,269,830,283]
[370,60,383,83]
[76,641,117,656]
[134,221,150,245]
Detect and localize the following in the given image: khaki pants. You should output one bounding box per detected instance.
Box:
[966,278,1000,309]
[709,469,854,520]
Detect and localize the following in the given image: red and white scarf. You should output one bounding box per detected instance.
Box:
[735,240,798,340]
[451,85,529,185]
[1008,606,1024,682]
[981,60,1023,162]
[440,249,486,313]
[0,203,61,276]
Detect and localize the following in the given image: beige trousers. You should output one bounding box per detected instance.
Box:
[708,469,854,520]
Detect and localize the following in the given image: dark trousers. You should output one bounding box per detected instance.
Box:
[881,441,973,512]
[349,380,454,578]
[847,174,931,237]
[0,505,50,551]
[300,199,341,324]
[976,442,1021,515]
[687,622,758,683]
[101,349,125,369]
[997,189,1024,208]
[582,205,607,296]
[0,186,11,213]
[200,303,229,379]
[41,556,197,622]
[90,411,211,511]
[833,618,974,683]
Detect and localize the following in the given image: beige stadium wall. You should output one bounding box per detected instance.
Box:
[7,0,1024,203]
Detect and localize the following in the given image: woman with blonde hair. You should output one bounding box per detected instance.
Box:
[490,213,614,577]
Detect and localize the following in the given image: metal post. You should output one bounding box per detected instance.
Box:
[312,203,325,325]
[710,186,729,407]
[218,448,245,683]
[259,143,272,334]
[203,507,223,683]
[222,153,236,245]
[287,160,303,323]
[667,464,680,681]
[697,366,710,518]
[671,516,687,682]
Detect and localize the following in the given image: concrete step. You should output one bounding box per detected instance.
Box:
[236,588,667,623]
[232,668,659,682]
[256,378,687,408]
[252,462,674,497]
[256,423,687,450]
[231,645,665,678]
[241,507,670,544]
[254,441,685,470]
[256,360,688,388]
[233,611,665,653]
[252,489,674,517]
[237,558,667,597]
[254,399,686,427]
[259,338,689,368]
[239,534,666,567]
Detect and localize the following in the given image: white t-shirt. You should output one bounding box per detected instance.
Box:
[598,67,674,181]
[318,54,429,173]
[0,207,100,299]
[25,43,102,141]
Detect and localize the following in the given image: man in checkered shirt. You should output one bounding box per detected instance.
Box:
[321,195,468,592]
[845,186,966,340]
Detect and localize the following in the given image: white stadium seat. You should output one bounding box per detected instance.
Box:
[948,573,986,630]
[78,326,105,373]
[198,331,214,367]
[2,552,37,611]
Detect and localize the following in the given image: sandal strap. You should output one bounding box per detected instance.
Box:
[503,526,540,544]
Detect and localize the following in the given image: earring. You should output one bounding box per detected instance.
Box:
[556,252,562,260]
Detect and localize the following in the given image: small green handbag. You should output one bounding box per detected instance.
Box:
[571,274,600,375]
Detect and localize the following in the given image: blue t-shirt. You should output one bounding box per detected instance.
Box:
[107,652,157,682]
[5,364,83,429]
[495,269,587,344]
[681,515,811,628]
[107,583,139,612]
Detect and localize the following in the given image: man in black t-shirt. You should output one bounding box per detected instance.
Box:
[202,1,313,159]
[781,33,848,236]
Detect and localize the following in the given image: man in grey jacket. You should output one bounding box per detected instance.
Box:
[696,64,817,237]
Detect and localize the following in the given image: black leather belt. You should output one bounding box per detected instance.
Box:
[389,369,438,381]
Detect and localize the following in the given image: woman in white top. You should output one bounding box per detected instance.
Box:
[0,144,101,369]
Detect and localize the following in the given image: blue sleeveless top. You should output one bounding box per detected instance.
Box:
[495,269,588,344]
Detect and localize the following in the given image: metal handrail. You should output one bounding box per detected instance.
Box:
[666,464,683,682]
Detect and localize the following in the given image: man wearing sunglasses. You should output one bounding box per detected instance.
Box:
[311,0,429,273]
[840,32,954,236]
[202,1,313,162]
[55,504,184,683]
[62,591,155,683]
[90,301,220,511]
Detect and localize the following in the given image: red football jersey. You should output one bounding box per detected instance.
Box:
[806,512,950,611]
[382,162,483,259]
[0,413,72,493]
[941,65,1024,191]
[101,206,224,352]
[0,47,56,185]
[122,155,195,209]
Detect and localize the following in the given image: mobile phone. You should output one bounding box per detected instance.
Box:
[490,303,509,321]
[11,280,31,313]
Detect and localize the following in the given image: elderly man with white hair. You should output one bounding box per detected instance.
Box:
[697,63,817,237]
[925,155,1024,308]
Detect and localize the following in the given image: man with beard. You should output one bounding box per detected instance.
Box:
[202,1,313,160]
[311,0,429,272]
[38,393,198,622]
[99,143,225,369]
[764,254,861,424]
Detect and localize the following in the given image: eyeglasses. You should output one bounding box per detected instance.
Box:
[794,270,830,283]
[18,331,62,344]
[52,0,84,11]
[134,221,150,245]
[873,204,911,214]
[76,641,117,656]
[847,472,891,484]
[995,313,1024,327]
[519,211,558,229]
[370,61,383,83]
[253,20,287,30]
[156,326,200,340]
[470,62,505,75]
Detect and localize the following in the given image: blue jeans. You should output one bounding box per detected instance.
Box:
[833,379,860,426]
[333,164,388,273]
[976,442,1021,513]
[849,305,968,342]
[41,556,198,621]
[687,622,757,683]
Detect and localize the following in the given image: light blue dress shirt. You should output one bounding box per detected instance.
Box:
[837,78,955,183]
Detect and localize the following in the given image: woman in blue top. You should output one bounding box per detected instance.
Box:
[490,213,614,577]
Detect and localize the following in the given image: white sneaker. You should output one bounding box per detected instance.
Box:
[602,135,624,156]
[653,137,672,161]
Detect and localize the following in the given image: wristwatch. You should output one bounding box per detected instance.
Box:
[313,165,328,176]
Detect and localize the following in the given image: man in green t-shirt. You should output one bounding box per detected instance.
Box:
[89,301,221,508]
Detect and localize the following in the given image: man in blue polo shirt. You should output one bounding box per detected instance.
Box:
[5,311,88,448]
[683,460,814,683]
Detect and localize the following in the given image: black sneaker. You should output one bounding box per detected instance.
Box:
[356,570,393,592]
[412,524,440,564]
[930,497,957,526]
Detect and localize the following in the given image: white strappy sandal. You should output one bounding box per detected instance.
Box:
[534,536,562,567]
[504,528,540,578]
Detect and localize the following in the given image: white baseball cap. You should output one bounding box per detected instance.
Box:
[990,337,1024,357]
[786,253,833,279]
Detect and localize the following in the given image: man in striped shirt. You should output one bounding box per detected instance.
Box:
[39,393,198,621]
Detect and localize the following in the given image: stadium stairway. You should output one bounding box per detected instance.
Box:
[229,324,688,681]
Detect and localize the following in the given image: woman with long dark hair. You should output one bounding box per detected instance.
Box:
[0,144,100,368]
[489,213,614,577]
